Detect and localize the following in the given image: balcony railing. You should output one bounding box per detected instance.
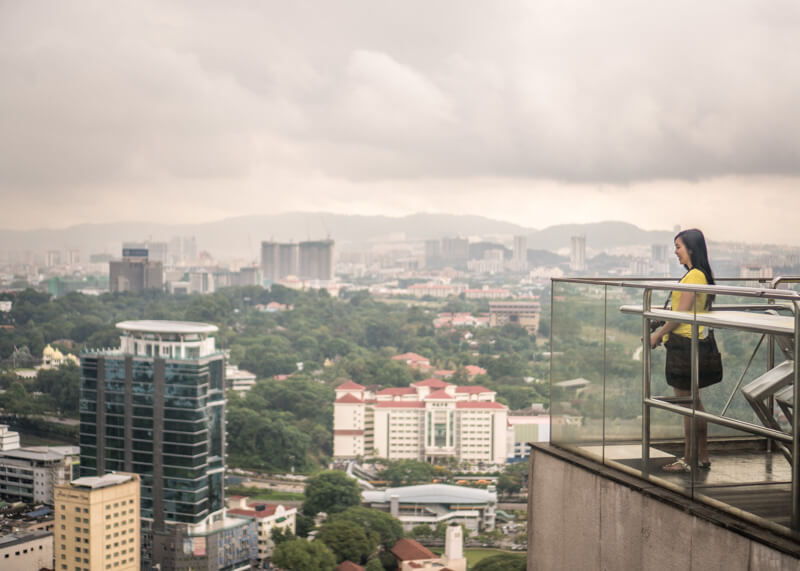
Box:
[549,276,800,535]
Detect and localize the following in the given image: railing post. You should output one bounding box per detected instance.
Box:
[792,301,800,529]
[642,288,652,474]
[690,320,699,478]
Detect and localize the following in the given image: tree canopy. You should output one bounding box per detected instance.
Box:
[271,538,336,571]
[316,519,377,564]
[302,470,361,517]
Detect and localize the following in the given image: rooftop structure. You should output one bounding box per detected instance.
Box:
[363,483,496,533]
[0,424,20,451]
[530,276,800,568]
[334,379,507,466]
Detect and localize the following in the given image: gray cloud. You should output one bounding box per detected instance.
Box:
[1,0,799,238]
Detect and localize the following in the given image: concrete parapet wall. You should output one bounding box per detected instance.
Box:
[527,445,800,570]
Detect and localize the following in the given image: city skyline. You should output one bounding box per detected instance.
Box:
[2,2,800,245]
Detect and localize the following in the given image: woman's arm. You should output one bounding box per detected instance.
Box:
[650,290,696,348]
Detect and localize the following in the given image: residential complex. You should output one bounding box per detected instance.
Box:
[333,378,508,466]
[0,446,78,504]
[226,497,297,561]
[54,473,141,571]
[79,320,256,570]
[261,239,335,282]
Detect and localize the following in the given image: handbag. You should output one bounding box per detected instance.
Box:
[664,330,723,388]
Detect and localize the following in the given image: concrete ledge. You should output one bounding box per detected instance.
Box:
[527,442,800,570]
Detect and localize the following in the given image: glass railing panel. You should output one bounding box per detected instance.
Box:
[550,280,607,453]
[600,285,646,460]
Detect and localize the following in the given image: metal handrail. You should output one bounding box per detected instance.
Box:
[550,276,800,530]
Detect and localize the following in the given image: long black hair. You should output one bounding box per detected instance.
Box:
[675,228,715,308]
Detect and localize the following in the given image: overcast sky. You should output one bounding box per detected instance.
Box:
[2,1,799,244]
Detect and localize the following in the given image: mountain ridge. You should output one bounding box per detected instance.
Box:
[0,213,673,260]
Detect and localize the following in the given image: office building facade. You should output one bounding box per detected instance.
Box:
[109,248,163,293]
[78,320,255,570]
[54,473,141,571]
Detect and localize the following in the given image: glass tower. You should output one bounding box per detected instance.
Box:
[79,321,225,532]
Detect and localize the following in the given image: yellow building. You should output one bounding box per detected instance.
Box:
[54,473,140,571]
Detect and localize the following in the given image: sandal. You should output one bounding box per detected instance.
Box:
[662,458,691,473]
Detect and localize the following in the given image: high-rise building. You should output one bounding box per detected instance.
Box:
[512,235,528,271]
[260,241,280,282]
[79,320,257,570]
[261,240,334,282]
[298,239,334,280]
[109,248,163,293]
[278,243,299,278]
[54,473,141,571]
[570,235,586,272]
[440,237,469,268]
[425,239,442,269]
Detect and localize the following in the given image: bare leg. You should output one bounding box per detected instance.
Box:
[674,387,709,464]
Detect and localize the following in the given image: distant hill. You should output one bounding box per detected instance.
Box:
[527,221,673,251]
[0,213,673,260]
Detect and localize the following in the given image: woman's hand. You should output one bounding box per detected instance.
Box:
[650,332,663,349]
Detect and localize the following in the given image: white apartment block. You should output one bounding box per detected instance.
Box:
[226,497,297,561]
[0,446,79,505]
[333,379,508,466]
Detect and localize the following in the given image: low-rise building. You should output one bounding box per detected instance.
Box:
[225,365,257,394]
[0,446,78,504]
[0,424,20,451]
[363,484,497,533]
[391,525,466,571]
[488,300,541,330]
[0,530,53,570]
[226,496,297,560]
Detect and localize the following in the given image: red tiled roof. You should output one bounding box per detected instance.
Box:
[456,401,507,409]
[376,401,425,409]
[412,378,450,388]
[336,562,365,571]
[391,538,437,561]
[392,352,430,363]
[334,429,365,436]
[336,380,366,390]
[464,365,487,376]
[455,386,493,394]
[227,503,279,518]
[426,389,453,400]
[377,387,417,395]
[335,393,364,404]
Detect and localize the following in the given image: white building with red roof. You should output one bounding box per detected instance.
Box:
[333,377,508,466]
[226,497,296,561]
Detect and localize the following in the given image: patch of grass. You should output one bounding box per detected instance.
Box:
[225,485,305,502]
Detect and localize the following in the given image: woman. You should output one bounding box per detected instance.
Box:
[650,228,715,473]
